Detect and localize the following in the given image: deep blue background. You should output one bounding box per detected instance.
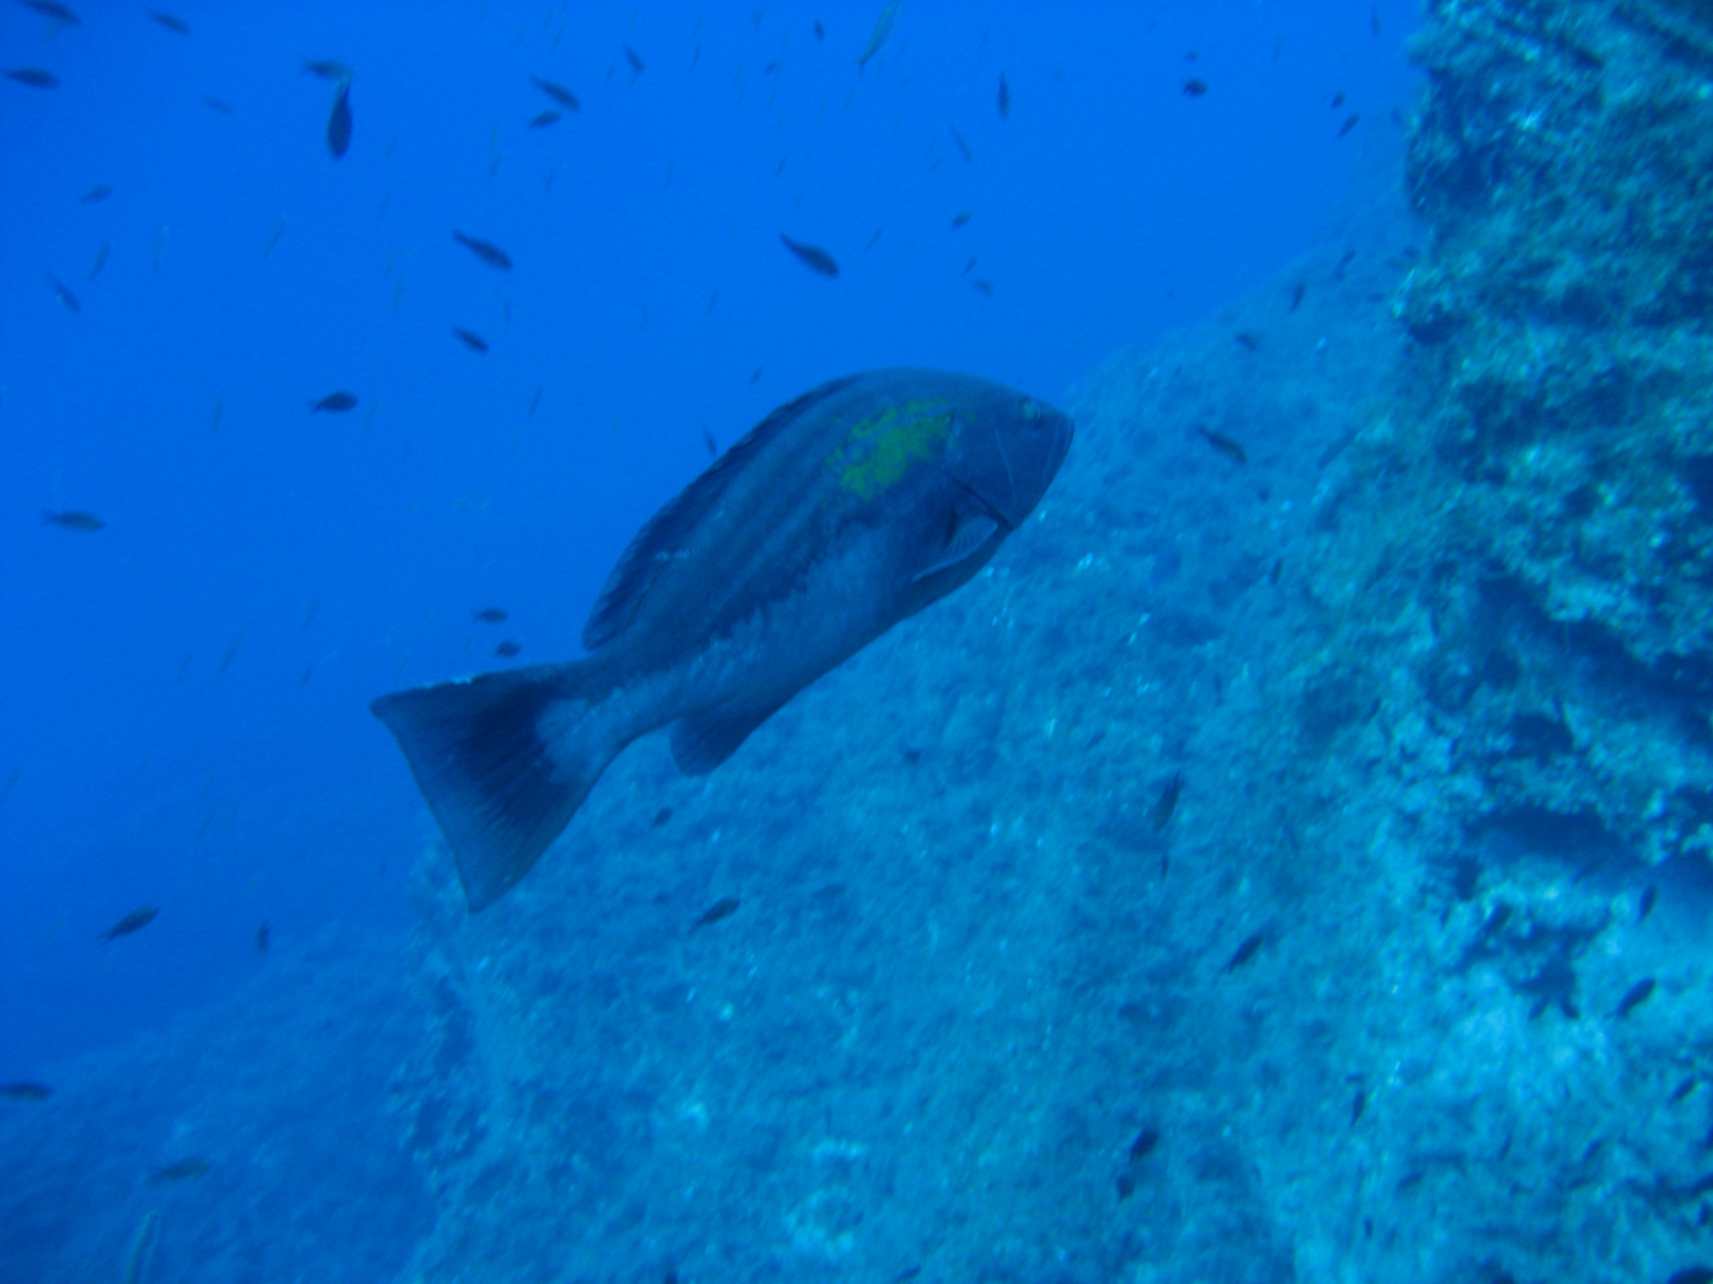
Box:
[0,1,1418,1074]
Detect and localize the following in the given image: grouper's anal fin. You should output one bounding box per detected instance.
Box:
[370,663,609,912]
[670,698,789,775]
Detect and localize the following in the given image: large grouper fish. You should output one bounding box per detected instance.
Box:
[372,369,1073,910]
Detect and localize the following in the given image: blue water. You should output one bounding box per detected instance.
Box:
[1,2,1431,1279]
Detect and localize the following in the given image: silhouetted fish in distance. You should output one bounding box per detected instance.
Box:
[148,1157,210,1183]
[326,81,352,158]
[20,1,79,25]
[779,233,838,277]
[453,230,512,270]
[530,75,579,110]
[310,390,358,413]
[47,273,80,313]
[100,906,159,941]
[145,10,189,34]
[372,370,1073,910]
[43,509,104,531]
[4,68,59,88]
[0,1081,52,1101]
[858,0,900,69]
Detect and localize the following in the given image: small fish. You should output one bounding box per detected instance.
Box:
[530,76,580,111]
[453,230,512,270]
[473,607,509,624]
[255,922,270,955]
[962,256,976,276]
[203,96,234,115]
[1337,113,1360,138]
[47,274,81,313]
[863,227,883,250]
[1350,1088,1367,1125]
[623,45,646,75]
[1126,1126,1159,1163]
[20,0,79,24]
[996,72,1010,119]
[100,906,159,941]
[1195,426,1248,465]
[691,896,740,931]
[43,509,104,531]
[1334,247,1356,278]
[1639,885,1658,923]
[303,59,351,82]
[857,0,900,69]
[950,211,972,229]
[1150,771,1184,831]
[779,233,839,277]
[1224,930,1264,971]
[452,327,490,353]
[1611,977,1656,1019]
[310,390,358,413]
[326,81,352,158]
[651,806,673,828]
[1370,5,1382,36]
[494,640,522,658]
[701,429,718,457]
[1330,92,1346,110]
[80,183,112,204]
[1182,78,1208,98]
[528,109,561,129]
[1288,281,1306,312]
[0,1081,52,1101]
[969,278,994,297]
[1233,330,1260,351]
[4,68,60,89]
[813,19,825,41]
[1673,1078,1699,1104]
[146,10,190,34]
[949,125,973,163]
[148,1157,210,1183]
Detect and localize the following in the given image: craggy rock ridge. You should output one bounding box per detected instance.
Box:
[1392,0,1713,869]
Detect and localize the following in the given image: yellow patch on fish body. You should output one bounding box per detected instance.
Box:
[829,399,952,501]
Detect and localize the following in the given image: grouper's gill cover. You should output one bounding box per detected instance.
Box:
[371,368,1073,911]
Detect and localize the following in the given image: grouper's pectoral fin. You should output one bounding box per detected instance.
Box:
[911,513,1001,584]
[670,699,789,775]
[370,663,617,912]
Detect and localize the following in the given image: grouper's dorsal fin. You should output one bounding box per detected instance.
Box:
[581,374,862,651]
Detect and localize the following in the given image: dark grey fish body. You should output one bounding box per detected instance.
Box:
[326,82,352,158]
[373,369,1072,910]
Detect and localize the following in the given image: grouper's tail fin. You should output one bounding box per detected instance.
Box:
[370,662,617,912]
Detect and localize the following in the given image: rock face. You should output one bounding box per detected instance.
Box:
[1389,0,1713,869]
